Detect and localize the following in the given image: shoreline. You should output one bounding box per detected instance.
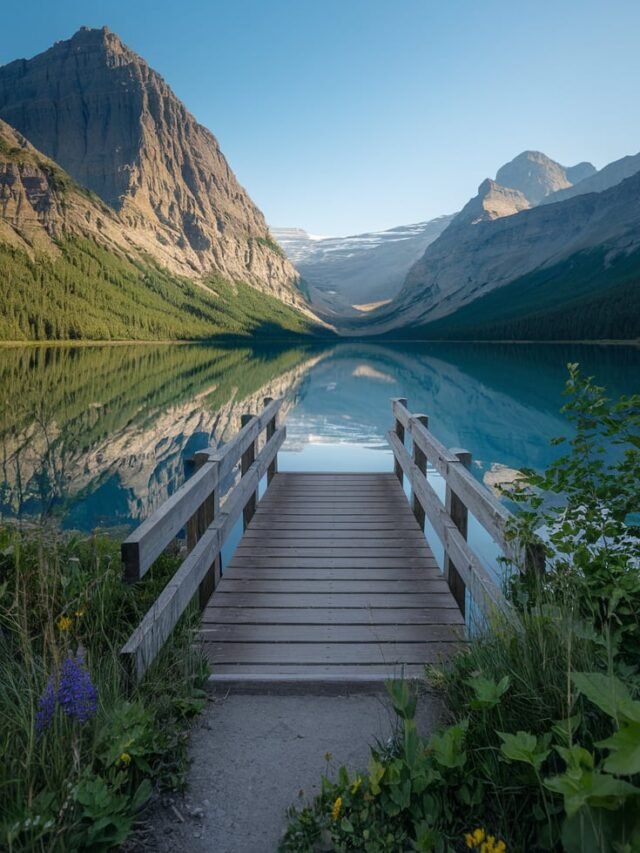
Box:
[0,337,638,348]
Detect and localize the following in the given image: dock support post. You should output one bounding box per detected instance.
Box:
[187,450,220,610]
[263,397,278,484]
[444,448,472,616]
[241,413,258,529]
[410,414,429,529]
[393,397,408,485]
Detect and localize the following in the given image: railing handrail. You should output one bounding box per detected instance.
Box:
[122,397,284,582]
[120,397,285,683]
[391,398,519,561]
[389,397,543,620]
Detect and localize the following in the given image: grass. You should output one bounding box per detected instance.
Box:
[0,524,209,851]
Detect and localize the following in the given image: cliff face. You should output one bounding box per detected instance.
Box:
[0,119,128,255]
[368,170,640,332]
[453,179,531,226]
[0,27,305,306]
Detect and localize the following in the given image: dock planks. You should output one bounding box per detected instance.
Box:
[201,472,464,685]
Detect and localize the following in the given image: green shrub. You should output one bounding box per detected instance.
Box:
[0,526,209,851]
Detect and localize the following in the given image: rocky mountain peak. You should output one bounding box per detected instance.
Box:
[0,28,306,303]
[495,150,596,205]
[454,178,531,226]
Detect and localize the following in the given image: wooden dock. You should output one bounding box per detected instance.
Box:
[200,472,463,684]
[120,398,542,686]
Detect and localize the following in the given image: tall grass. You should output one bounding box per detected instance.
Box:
[0,525,208,851]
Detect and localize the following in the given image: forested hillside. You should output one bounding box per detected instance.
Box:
[402,247,640,341]
[0,240,318,341]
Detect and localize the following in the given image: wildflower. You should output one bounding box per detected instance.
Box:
[57,652,98,724]
[35,673,57,733]
[464,829,506,852]
[465,829,485,848]
[119,752,132,767]
[331,797,342,822]
[74,608,86,618]
[57,616,73,632]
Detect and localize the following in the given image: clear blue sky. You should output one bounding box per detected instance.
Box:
[2,0,639,235]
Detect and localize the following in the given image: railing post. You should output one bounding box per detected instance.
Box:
[410,414,429,529]
[241,413,257,529]
[186,451,220,610]
[263,397,278,484]
[393,397,408,485]
[444,448,472,616]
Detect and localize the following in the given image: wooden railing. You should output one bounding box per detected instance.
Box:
[388,398,543,620]
[120,397,285,682]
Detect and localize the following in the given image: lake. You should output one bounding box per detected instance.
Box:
[1,341,638,572]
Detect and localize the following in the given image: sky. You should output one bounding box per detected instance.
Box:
[2,0,639,235]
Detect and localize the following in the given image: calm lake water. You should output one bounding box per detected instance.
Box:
[1,341,638,571]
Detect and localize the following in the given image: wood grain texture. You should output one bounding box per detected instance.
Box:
[200,472,464,682]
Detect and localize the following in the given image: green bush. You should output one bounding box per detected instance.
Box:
[0,526,209,851]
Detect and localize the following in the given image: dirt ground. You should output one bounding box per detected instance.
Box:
[132,686,442,853]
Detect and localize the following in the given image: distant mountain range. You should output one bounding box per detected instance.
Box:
[0,27,319,340]
[271,217,454,318]
[276,149,639,341]
[365,149,640,340]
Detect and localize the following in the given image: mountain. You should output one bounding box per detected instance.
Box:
[0,26,313,332]
[272,216,455,318]
[494,150,596,205]
[0,119,318,340]
[541,151,640,206]
[453,179,531,225]
[367,158,640,340]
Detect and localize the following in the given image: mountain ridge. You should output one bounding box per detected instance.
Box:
[0,26,306,308]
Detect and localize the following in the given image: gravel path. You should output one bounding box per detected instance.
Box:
[136,686,442,852]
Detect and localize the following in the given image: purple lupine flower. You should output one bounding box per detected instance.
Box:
[35,673,57,733]
[57,652,98,724]
[36,652,98,733]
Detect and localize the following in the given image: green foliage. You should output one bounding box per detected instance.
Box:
[0,237,320,341]
[254,233,286,258]
[506,364,640,670]
[0,526,209,851]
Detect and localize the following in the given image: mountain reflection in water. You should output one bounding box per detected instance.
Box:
[0,341,637,532]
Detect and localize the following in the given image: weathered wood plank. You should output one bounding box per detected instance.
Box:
[222,568,442,581]
[208,592,459,608]
[201,606,464,625]
[231,546,435,557]
[224,557,439,569]
[204,641,461,664]
[217,579,450,594]
[200,623,463,642]
[208,664,429,679]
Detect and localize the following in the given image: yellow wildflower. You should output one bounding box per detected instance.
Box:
[57,616,72,632]
[118,752,132,767]
[331,797,342,822]
[464,829,506,852]
[74,608,86,618]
